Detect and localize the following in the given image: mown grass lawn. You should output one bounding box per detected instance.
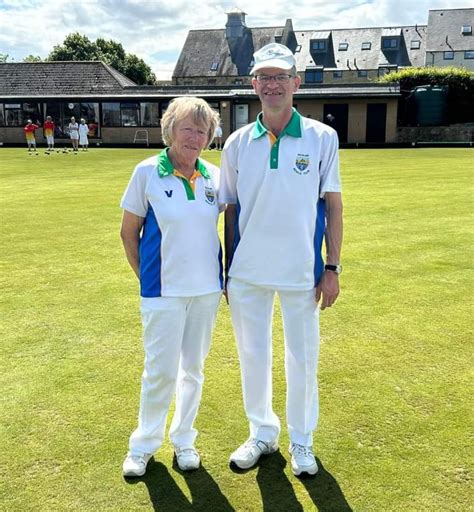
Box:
[1,147,472,511]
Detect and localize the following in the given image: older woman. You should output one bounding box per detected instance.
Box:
[120,97,222,476]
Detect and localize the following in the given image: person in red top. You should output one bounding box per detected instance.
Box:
[24,119,40,152]
[43,116,55,152]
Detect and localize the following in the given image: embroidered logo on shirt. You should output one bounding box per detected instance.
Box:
[204,186,216,205]
[165,190,173,197]
[293,154,310,175]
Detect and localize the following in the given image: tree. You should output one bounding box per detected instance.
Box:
[0,53,8,63]
[23,55,42,62]
[48,33,99,61]
[47,33,156,85]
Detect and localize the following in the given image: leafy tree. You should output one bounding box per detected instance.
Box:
[23,55,42,62]
[0,53,8,63]
[123,54,156,85]
[47,32,156,85]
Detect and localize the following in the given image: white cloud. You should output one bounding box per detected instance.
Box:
[0,0,469,79]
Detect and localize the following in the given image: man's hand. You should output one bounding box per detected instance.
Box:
[315,271,340,310]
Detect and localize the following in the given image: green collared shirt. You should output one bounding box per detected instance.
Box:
[156,147,210,200]
[252,108,303,169]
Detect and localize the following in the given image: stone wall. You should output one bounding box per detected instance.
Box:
[397,124,474,143]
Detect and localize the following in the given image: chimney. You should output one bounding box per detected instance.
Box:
[226,8,247,40]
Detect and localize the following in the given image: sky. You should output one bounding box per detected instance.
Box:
[0,0,469,80]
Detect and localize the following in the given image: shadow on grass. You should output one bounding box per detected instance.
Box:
[256,452,352,512]
[125,457,234,511]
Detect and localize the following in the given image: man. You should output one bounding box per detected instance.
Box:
[43,116,55,152]
[220,43,343,477]
[24,119,40,153]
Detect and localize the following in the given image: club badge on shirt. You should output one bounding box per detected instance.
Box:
[204,186,216,205]
[293,154,310,175]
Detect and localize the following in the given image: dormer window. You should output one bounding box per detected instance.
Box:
[295,45,302,52]
[382,37,399,50]
[461,25,472,35]
[411,40,421,50]
[338,42,349,51]
[361,42,371,50]
[210,62,219,71]
[311,40,327,52]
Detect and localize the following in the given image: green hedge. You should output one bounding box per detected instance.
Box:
[378,67,474,124]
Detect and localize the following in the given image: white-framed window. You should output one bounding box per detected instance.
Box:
[361,42,371,50]
[295,45,302,52]
[461,25,472,35]
[411,40,421,50]
[210,62,218,71]
[338,42,349,51]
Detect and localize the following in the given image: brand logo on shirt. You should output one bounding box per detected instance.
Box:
[293,154,310,175]
[165,190,173,198]
[204,186,216,205]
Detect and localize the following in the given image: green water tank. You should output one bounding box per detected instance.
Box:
[412,85,448,126]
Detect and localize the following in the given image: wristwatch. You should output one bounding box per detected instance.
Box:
[325,264,343,274]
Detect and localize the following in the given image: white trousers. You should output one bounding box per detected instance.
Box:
[228,278,320,447]
[129,292,221,455]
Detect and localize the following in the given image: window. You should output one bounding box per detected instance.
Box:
[358,70,368,78]
[210,62,218,71]
[411,40,421,49]
[311,40,327,52]
[361,42,371,50]
[444,51,454,60]
[333,70,343,78]
[305,69,323,83]
[4,102,41,126]
[121,103,140,127]
[382,37,399,49]
[465,51,474,59]
[461,25,472,35]
[295,45,302,52]
[234,79,243,85]
[102,103,121,127]
[338,42,349,51]
[378,67,393,77]
[140,102,159,126]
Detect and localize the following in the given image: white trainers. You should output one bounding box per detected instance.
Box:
[174,446,200,471]
[229,438,279,469]
[122,452,152,477]
[289,443,318,476]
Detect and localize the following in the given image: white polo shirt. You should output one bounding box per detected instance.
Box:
[121,149,223,297]
[220,109,341,290]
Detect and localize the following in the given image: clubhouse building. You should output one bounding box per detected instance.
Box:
[0,7,472,146]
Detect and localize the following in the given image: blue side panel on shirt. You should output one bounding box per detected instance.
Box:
[313,198,326,286]
[139,205,162,297]
[229,199,241,269]
[218,244,224,289]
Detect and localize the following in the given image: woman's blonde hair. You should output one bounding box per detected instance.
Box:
[161,96,220,147]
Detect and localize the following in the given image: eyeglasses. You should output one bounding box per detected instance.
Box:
[255,74,294,84]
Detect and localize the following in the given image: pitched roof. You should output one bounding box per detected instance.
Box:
[0,61,136,97]
[173,24,297,78]
[294,25,427,71]
[426,8,474,52]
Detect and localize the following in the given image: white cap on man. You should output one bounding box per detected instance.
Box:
[250,43,296,74]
